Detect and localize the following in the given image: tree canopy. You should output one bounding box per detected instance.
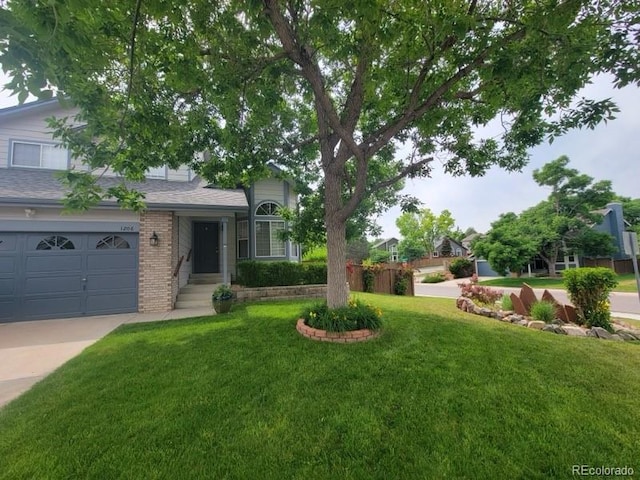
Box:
[2,0,638,307]
[473,156,617,276]
[396,208,456,256]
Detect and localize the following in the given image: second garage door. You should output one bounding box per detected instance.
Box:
[0,232,138,322]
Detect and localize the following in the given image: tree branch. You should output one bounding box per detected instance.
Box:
[263,0,365,167]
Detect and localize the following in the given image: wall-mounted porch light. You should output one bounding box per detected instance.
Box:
[149,231,159,247]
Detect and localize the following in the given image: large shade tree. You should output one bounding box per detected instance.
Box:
[2,1,638,307]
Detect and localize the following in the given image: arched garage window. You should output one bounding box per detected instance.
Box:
[255,202,285,257]
[36,235,75,250]
[96,235,130,249]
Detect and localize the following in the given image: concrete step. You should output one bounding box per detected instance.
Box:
[177,292,214,302]
[179,283,220,294]
[189,273,224,284]
[175,299,213,309]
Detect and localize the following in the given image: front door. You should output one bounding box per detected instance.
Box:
[193,222,220,273]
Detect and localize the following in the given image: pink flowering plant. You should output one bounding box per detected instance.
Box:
[458,274,503,307]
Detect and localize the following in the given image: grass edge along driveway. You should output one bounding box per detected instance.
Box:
[479,273,638,293]
[1,295,639,480]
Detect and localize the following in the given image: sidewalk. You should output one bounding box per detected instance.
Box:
[0,307,214,408]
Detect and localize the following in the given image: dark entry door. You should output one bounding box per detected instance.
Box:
[193,222,220,273]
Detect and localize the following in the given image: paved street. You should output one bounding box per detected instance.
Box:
[414,280,640,317]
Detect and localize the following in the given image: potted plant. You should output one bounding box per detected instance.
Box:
[212,284,234,314]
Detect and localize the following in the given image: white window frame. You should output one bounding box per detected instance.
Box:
[10,140,69,170]
[432,251,439,258]
[237,220,249,259]
[254,201,286,258]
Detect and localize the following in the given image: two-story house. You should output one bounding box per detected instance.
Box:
[0,99,299,322]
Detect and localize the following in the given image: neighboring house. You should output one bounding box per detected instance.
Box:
[0,99,299,322]
[461,233,481,252]
[432,236,468,258]
[372,237,399,262]
[472,202,631,277]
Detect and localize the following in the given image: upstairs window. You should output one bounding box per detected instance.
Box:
[146,166,167,179]
[11,141,68,170]
[256,202,280,216]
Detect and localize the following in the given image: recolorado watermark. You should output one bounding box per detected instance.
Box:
[572,465,635,477]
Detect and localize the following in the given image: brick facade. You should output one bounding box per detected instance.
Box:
[139,210,176,313]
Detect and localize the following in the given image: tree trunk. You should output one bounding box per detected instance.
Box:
[324,167,349,309]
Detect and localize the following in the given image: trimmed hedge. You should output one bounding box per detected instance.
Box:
[237,260,327,288]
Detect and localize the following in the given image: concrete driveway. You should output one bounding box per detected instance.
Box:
[0,307,214,409]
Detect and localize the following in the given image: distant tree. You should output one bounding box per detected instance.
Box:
[398,238,427,262]
[368,248,391,264]
[476,156,616,276]
[464,227,478,238]
[440,238,453,257]
[617,196,640,235]
[449,227,466,244]
[346,237,370,264]
[472,213,538,275]
[396,209,455,257]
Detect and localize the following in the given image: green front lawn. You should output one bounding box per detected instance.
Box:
[479,273,638,292]
[1,295,639,479]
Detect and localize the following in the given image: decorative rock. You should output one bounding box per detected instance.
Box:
[589,327,613,340]
[617,331,640,341]
[510,293,528,316]
[610,334,624,342]
[564,304,578,324]
[509,314,525,323]
[562,326,587,337]
[551,318,566,326]
[527,320,546,330]
[542,324,567,334]
[499,315,512,322]
[516,319,529,326]
[520,283,538,313]
[479,307,493,317]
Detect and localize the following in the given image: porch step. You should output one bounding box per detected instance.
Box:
[179,283,219,294]
[175,299,213,309]
[189,273,224,284]
[175,281,221,310]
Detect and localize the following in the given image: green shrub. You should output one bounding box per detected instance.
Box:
[530,300,556,323]
[393,267,413,295]
[368,248,391,264]
[501,293,514,311]
[302,245,327,263]
[422,273,446,283]
[449,258,474,279]
[563,267,618,331]
[301,299,383,332]
[237,261,327,287]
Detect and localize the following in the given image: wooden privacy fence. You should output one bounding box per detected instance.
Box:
[347,263,415,296]
[582,258,639,275]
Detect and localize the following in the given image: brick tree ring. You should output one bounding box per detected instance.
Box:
[296,319,380,343]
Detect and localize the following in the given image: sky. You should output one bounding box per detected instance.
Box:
[1,73,638,238]
[376,76,640,238]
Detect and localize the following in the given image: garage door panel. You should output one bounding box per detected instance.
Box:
[0,234,17,251]
[0,257,16,274]
[22,295,83,319]
[25,255,82,273]
[87,253,138,271]
[5,231,139,322]
[86,293,137,313]
[87,272,137,291]
[24,275,83,295]
[0,278,17,295]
